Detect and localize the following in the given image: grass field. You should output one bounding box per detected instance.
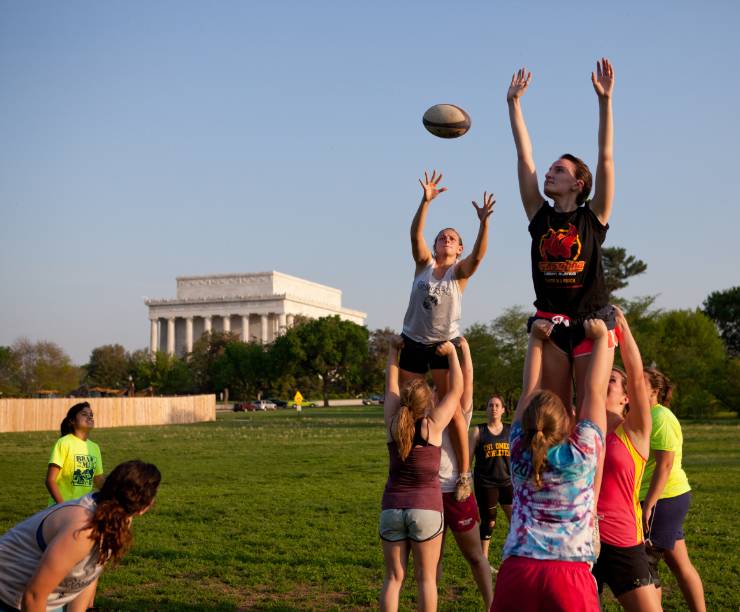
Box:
[1,407,738,611]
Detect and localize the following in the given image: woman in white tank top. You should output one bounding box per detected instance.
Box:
[0,460,160,612]
[400,169,496,501]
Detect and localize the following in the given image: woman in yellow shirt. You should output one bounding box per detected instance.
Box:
[641,369,705,612]
[46,402,105,505]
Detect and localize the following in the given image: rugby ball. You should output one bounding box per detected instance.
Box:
[423,104,471,139]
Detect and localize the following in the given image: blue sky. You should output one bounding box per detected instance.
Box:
[1,1,738,364]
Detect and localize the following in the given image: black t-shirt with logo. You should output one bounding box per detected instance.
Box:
[473,423,512,487]
[528,201,609,317]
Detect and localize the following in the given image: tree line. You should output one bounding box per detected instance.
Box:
[1,252,738,417]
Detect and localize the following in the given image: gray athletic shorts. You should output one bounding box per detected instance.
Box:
[379,508,444,542]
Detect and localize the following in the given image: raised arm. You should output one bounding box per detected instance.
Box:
[578,319,610,435]
[383,336,404,433]
[411,170,446,270]
[459,337,474,416]
[456,193,495,283]
[614,307,651,455]
[507,68,544,221]
[589,58,615,225]
[512,320,549,424]
[428,341,463,428]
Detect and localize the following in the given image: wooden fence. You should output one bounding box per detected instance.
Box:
[0,395,216,433]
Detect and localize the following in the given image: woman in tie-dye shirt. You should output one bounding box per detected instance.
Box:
[491,319,610,612]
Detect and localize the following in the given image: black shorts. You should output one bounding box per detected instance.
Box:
[398,334,449,374]
[527,304,616,356]
[592,541,654,598]
[474,481,513,539]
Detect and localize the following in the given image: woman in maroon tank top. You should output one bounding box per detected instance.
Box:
[379,337,463,612]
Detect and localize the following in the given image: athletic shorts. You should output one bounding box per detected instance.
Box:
[643,491,691,551]
[379,508,444,542]
[491,556,600,612]
[527,305,617,358]
[474,481,513,540]
[442,492,479,533]
[592,541,653,598]
[398,334,450,374]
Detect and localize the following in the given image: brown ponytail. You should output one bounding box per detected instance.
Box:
[85,460,161,565]
[393,378,432,461]
[644,367,674,407]
[521,390,570,488]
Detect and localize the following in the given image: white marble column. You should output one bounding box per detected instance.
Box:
[260,314,268,344]
[223,315,231,333]
[185,317,193,353]
[166,318,176,355]
[278,313,287,335]
[204,316,212,333]
[149,319,159,355]
[241,316,250,342]
[286,314,295,328]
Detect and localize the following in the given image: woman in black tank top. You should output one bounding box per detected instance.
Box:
[469,395,513,566]
[506,59,617,415]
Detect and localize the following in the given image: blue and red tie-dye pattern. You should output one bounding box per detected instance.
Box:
[503,420,604,563]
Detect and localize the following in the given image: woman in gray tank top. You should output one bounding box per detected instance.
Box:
[0,460,160,612]
[400,169,496,501]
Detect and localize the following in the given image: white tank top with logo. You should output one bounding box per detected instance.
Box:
[402,262,462,344]
[0,494,103,610]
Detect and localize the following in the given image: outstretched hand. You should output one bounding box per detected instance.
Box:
[472,192,495,222]
[591,58,614,99]
[419,170,447,203]
[507,67,531,102]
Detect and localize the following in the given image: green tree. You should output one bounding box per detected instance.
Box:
[212,341,269,400]
[84,344,129,388]
[465,306,529,412]
[703,286,740,356]
[0,346,20,396]
[636,310,729,417]
[10,338,81,395]
[188,331,239,393]
[602,246,648,298]
[272,316,369,406]
[359,327,397,395]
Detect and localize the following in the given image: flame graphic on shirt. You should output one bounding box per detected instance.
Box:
[539,224,582,261]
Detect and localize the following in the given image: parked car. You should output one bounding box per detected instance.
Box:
[233,402,257,412]
[255,400,276,411]
[266,398,288,408]
[292,401,317,408]
[362,395,384,405]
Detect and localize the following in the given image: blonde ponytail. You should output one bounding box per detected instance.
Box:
[521,390,570,489]
[393,378,432,461]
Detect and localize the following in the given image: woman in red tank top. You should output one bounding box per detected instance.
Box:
[592,308,660,610]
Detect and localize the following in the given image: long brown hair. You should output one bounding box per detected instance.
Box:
[393,378,432,461]
[644,367,674,407]
[521,390,570,488]
[85,460,161,565]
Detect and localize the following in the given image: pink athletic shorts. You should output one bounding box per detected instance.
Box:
[491,556,599,611]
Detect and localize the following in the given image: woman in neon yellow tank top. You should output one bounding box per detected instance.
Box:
[641,369,705,612]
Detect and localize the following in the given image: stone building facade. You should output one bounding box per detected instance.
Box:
[145,271,366,356]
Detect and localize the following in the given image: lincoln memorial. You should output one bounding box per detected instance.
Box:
[145,271,366,356]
